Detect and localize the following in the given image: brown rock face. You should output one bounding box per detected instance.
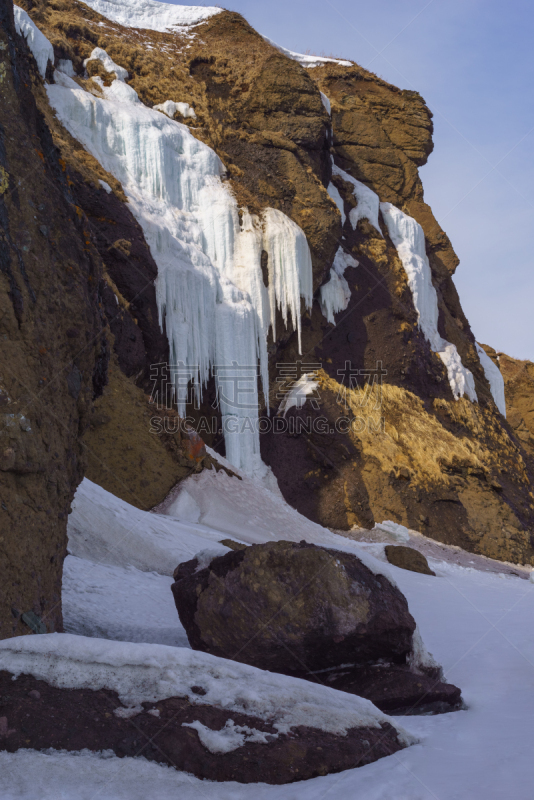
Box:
[0,4,106,638]
[172,541,417,673]
[485,346,534,460]
[0,670,407,782]
[384,546,436,576]
[16,1,534,563]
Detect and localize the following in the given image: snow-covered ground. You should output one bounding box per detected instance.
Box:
[3,470,534,798]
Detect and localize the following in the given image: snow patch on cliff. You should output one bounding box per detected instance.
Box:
[154,99,196,119]
[263,36,352,68]
[381,203,478,402]
[320,247,358,323]
[79,0,222,33]
[13,6,53,78]
[83,46,129,80]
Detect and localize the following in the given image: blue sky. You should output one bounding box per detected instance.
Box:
[197,0,534,359]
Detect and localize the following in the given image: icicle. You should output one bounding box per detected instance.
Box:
[46,57,313,475]
[263,208,313,354]
[381,202,478,403]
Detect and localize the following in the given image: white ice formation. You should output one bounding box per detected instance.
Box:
[83,46,128,80]
[154,100,196,119]
[79,0,222,33]
[475,343,506,416]
[320,91,332,115]
[278,373,320,418]
[331,161,382,235]
[13,6,54,78]
[320,247,358,324]
[263,36,353,69]
[380,203,478,403]
[47,51,313,477]
[328,181,346,225]
[57,59,76,78]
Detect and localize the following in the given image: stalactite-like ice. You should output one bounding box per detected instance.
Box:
[381,203,478,403]
[331,162,382,235]
[476,343,506,417]
[47,65,312,476]
[13,6,54,78]
[320,248,358,324]
[263,208,313,355]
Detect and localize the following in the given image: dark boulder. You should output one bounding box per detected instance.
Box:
[171,540,462,715]
[172,540,417,674]
[385,545,436,576]
[0,670,408,783]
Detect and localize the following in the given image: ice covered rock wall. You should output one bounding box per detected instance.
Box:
[13,6,53,78]
[381,203,478,403]
[46,54,313,476]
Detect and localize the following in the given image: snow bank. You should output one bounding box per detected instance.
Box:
[67,478,230,575]
[80,0,222,33]
[63,555,190,647]
[476,343,506,416]
[47,63,312,476]
[13,6,53,78]
[332,162,382,235]
[264,36,352,69]
[154,99,196,119]
[0,633,411,741]
[381,203,478,402]
[320,247,358,323]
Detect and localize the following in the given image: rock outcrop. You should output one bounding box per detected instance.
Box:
[384,545,436,575]
[172,541,461,713]
[483,345,534,460]
[0,2,106,638]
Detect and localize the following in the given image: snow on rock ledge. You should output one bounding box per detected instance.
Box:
[0,633,414,743]
[13,6,53,78]
[263,36,353,69]
[154,100,196,119]
[80,0,222,33]
[381,202,478,403]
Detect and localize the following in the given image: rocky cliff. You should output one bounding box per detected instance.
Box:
[1,0,533,646]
